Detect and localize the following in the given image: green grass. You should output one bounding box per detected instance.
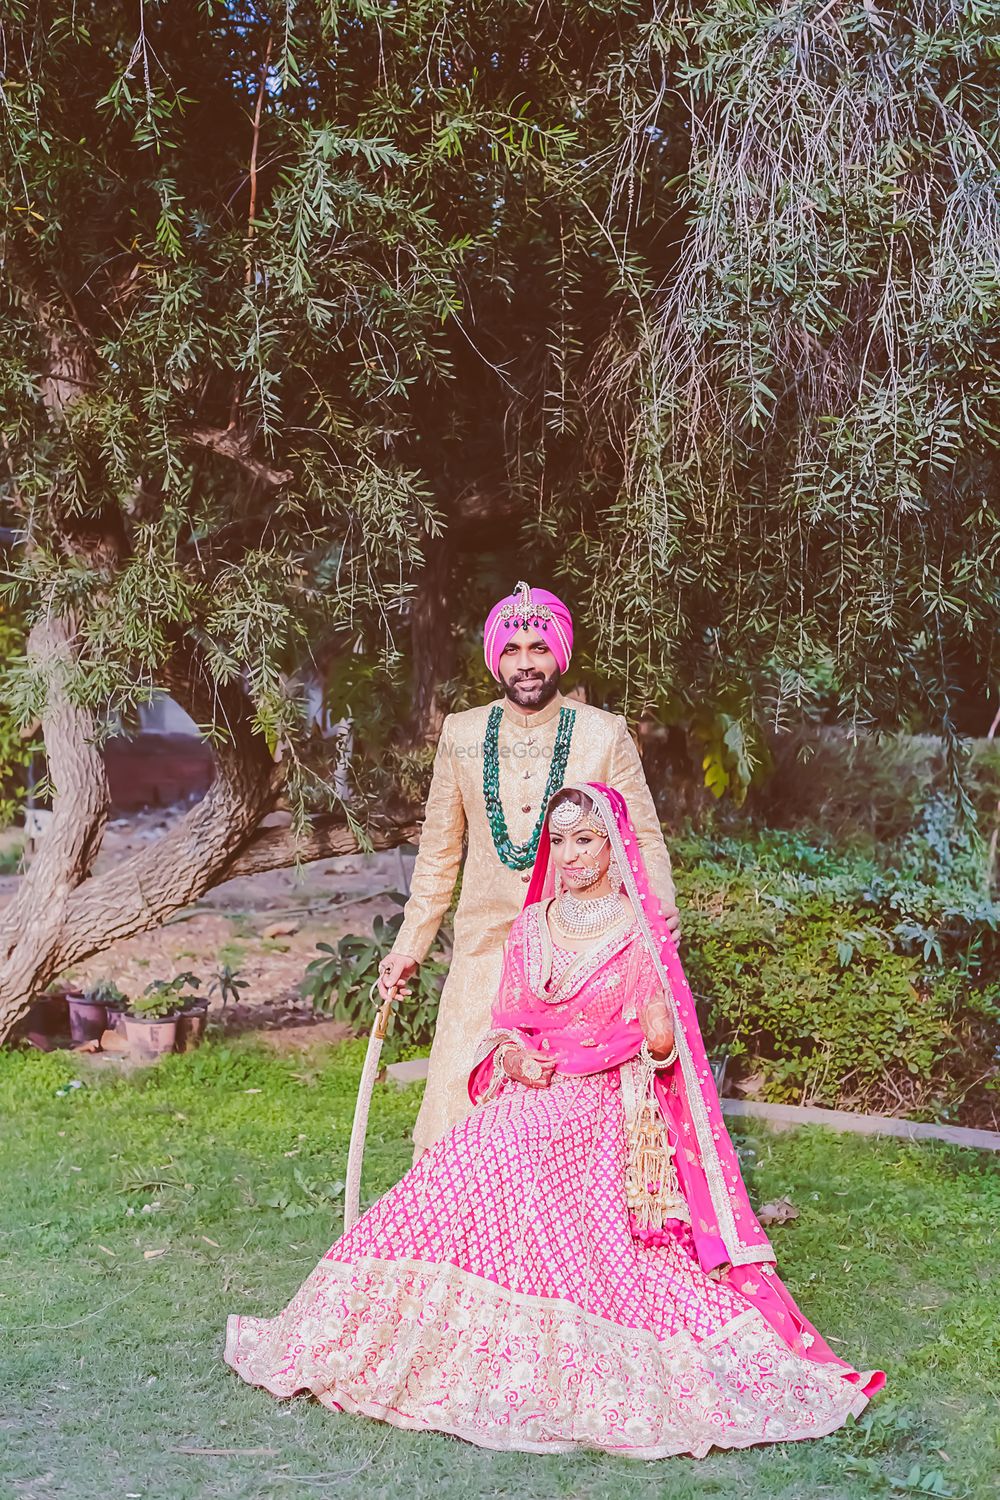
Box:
[0,1041,997,1500]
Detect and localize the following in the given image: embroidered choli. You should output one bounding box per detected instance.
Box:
[470,901,666,1083]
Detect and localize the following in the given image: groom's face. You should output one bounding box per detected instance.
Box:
[498,628,561,708]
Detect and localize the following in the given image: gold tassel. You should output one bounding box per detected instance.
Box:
[624,1056,690,1229]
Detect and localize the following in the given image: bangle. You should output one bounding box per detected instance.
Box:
[478,1042,516,1105]
[640,1038,678,1069]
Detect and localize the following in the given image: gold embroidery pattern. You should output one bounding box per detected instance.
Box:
[225,1254,870,1458]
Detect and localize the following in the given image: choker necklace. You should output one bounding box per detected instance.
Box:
[552,890,626,937]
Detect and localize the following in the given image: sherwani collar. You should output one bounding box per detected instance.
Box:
[499,688,567,731]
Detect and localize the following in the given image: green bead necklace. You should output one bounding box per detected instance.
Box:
[483,703,576,870]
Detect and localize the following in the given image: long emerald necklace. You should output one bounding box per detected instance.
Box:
[483,703,576,870]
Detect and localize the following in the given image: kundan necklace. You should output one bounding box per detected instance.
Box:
[483,703,576,870]
[552,889,626,938]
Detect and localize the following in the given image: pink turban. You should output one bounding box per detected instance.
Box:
[483,579,573,681]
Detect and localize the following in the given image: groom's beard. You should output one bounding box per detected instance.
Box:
[502,666,561,710]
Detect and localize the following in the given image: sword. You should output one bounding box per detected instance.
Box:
[343,978,397,1233]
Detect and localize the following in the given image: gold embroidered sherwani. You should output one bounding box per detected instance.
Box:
[392,689,677,1158]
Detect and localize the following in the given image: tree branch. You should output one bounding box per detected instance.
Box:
[187,427,293,488]
[216,813,422,882]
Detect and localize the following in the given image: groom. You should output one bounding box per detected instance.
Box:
[379,580,681,1162]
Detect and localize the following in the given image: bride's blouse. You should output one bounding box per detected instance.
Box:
[504,899,663,1040]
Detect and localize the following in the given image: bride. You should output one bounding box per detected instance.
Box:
[224,781,884,1458]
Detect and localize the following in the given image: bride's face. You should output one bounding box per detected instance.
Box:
[548,819,612,891]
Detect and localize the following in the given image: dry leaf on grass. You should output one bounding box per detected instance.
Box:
[143,1248,168,1260]
[758,1196,799,1226]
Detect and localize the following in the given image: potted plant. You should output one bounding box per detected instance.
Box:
[173,972,211,1053]
[125,971,200,1059]
[92,979,129,1034]
[65,984,105,1045]
[65,977,131,1043]
[22,981,73,1049]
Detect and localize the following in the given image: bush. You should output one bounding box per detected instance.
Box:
[300,894,450,1058]
[675,823,999,1125]
[753,730,1000,844]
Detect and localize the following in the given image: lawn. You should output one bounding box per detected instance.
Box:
[0,1040,997,1500]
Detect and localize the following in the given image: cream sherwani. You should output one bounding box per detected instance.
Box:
[393,689,676,1157]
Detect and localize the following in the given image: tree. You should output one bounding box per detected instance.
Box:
[0,1,685,1040]
[561,1,1000,795]
[1,1,998,1042]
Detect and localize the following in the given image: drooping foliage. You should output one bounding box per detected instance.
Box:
[0,0,997,820]
[566,1,1000,798]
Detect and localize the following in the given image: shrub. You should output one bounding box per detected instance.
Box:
[301,894,450,1057]
[675,825,999,1124]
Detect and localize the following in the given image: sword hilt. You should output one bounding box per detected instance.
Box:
[369,978,397,1040]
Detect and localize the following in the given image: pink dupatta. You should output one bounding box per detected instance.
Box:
[468,779,885,1393]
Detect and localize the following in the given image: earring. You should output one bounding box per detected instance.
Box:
[608,855,623,894]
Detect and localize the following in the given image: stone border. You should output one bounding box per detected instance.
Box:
[383,1057,1000,1152]
[722,1098,1000,1153]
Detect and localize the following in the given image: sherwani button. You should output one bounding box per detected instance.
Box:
[521,873,530,883]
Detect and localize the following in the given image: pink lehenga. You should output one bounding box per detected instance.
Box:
[224,781,884,1458]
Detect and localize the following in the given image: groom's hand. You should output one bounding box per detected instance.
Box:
[378,952,418,1002]
[663,902,682,944]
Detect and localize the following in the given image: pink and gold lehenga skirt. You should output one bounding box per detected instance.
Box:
[225,1068,880,1459]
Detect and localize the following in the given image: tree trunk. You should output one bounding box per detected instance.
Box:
[406,540,454,745]
[0,619,420,1043]
[987,693,1000,895]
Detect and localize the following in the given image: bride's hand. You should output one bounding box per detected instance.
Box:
[641,993,675,1061]
[502,1045,557,1089]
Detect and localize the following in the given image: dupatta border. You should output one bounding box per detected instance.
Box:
[569,783,772,1268]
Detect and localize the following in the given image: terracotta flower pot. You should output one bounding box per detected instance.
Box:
[67,994,108,1045]
[124,1013,178,1059]
[21,992,70,1045]
[174,1001,208,1053]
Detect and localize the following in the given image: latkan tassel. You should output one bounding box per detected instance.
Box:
[624,1063,689,1229]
